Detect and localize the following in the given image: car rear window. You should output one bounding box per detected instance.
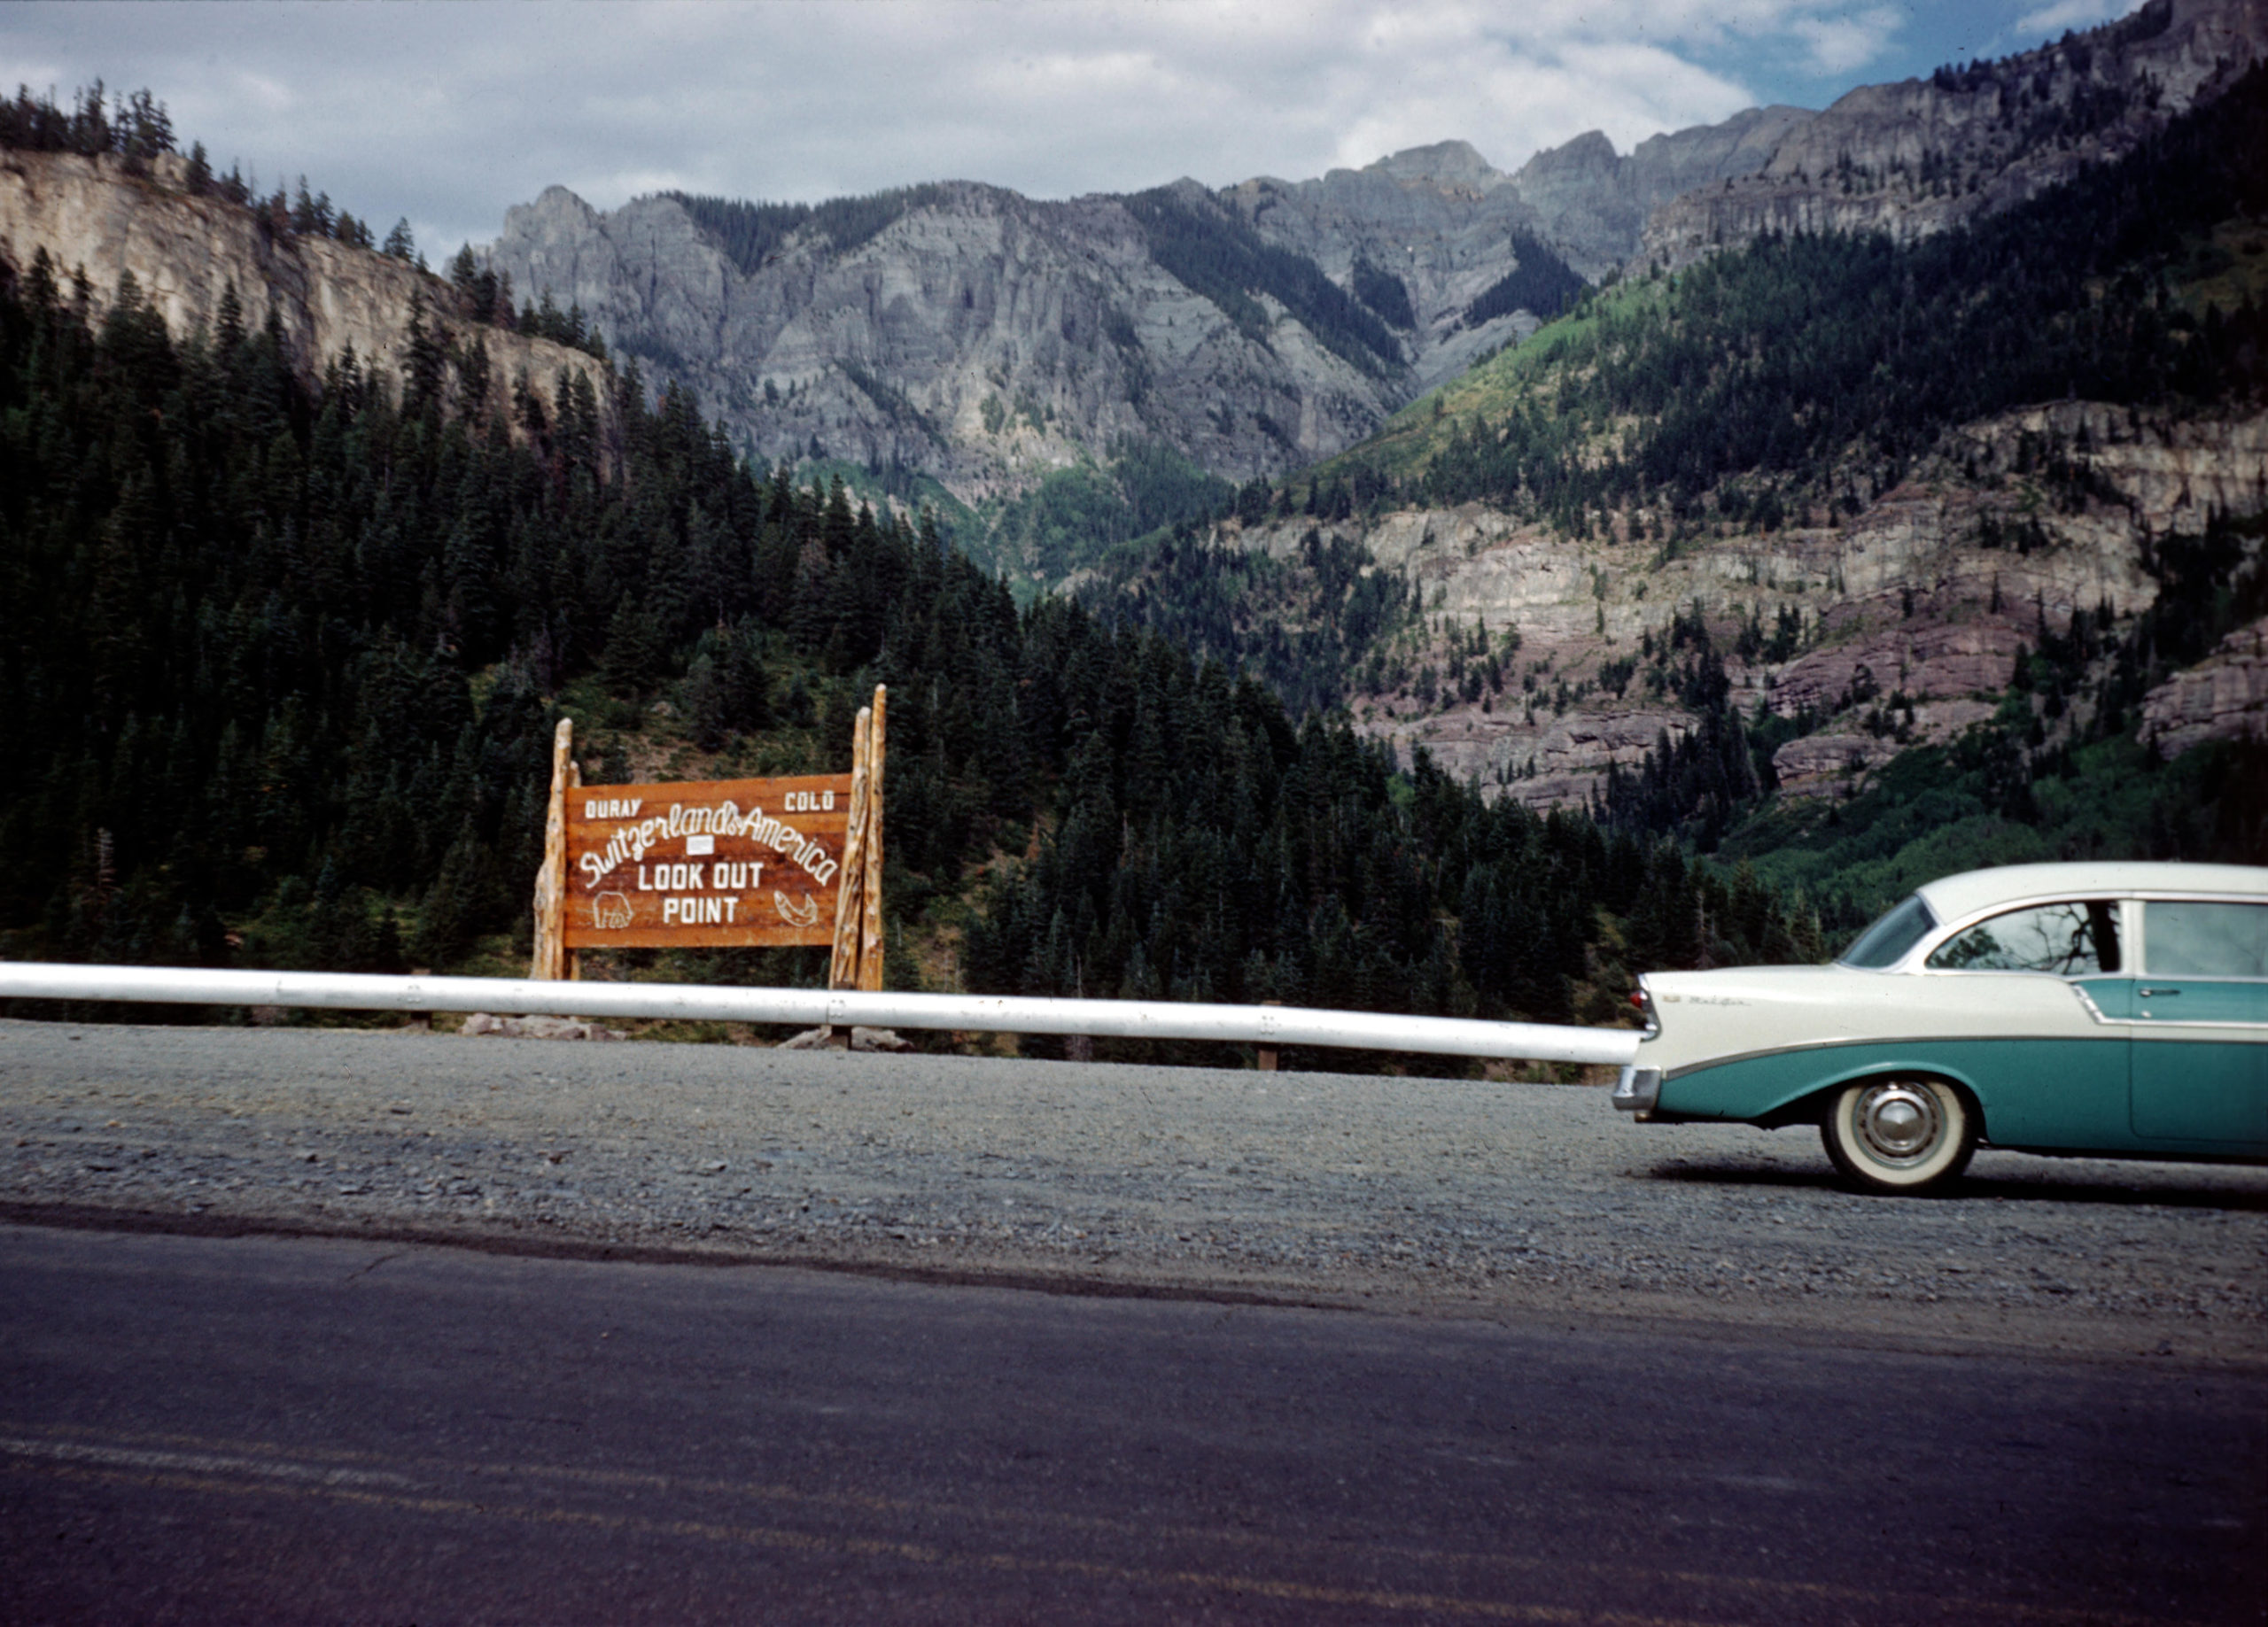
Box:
[2144,901,2268,978]
[1839,894,1936,968]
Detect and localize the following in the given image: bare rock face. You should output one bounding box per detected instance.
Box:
[486,179,1400,496]
[476,0,2262,508]
[1763,619,2027,719]
[2141,616,2268,758]
[0,149,612,438]
[1217,145,1540,393]
[1641,0,2268,271]
[1457,702,1699,809]
[1769,731,1902,794]
[477,117,1817,500]
[1508,106,1813,278]
[1224,405,2268,807]
[465,2,2256,506]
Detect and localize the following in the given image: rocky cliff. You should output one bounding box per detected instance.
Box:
[486,179,1389,496]
[1217,402,2268,807]
[1504,107,1813,278]
[0,146,612,438]
[478,120,1804,500]
[1216,110,1807,355]
[1640,0,2268,270]
[2142,615,2268,756]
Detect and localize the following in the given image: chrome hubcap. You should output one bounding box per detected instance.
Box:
[1854,1081,1943,1164]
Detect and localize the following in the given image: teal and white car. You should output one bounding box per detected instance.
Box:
[1612,862,2268,1193]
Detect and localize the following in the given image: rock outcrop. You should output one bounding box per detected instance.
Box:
[1218,118,1804,370]
[1507,107,1812,278]
[1641,0,2268,270]
[0,148,613,438]
[1217,406,2268,806]
[2141,616,2268,757]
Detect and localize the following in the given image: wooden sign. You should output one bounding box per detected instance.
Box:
[529,687,887,988]
[563,772,853,949]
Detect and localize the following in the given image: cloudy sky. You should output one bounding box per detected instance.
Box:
[4,0,2146,259]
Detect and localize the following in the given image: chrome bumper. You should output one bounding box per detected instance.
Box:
[1612,1065,1662,1115]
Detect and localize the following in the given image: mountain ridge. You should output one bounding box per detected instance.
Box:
[0,145,614,445]
[475,106,1808,502]
[1642,0,2267,268]
[474,0,2264,522]
[1083,58,2268,821]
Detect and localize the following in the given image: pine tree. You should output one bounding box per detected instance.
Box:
[401,291,447,414]
[600,595,664,698]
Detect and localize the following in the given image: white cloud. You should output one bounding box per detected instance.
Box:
[2014,0,2150,39]
[1790,7,1901,75]
[0,0,1915,252]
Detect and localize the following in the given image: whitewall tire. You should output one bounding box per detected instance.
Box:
[1821,1077,1977,1194]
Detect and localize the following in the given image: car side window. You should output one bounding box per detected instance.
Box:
[2144,901,2268,978]
[1926,900,2122,975]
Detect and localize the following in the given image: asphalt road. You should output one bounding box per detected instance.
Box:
[4,1221,2264,1624]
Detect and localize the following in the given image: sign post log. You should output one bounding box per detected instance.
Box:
[828,702,873,999]
[530,718,573,980]
[565,758,581,981]
[858,686,886,993]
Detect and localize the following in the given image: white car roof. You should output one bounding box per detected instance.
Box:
[1915,862,2268,923]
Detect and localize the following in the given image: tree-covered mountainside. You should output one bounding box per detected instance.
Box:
[963,701,1823,1062]
[1067,60,2267,920]
[1589,511,2268,937]
[1076,526,1417,719]
[0,243,1029,977]
[958,439,1234,583]
[1278,62,2267,531]
[1639,0,2259,274]
[1597,509,2268,837]
[1349,257,1417,330]
[0,186,1830,1062]
[4,66,2263,1069]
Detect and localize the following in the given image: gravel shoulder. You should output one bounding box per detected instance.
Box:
[4,1019,2264,1364]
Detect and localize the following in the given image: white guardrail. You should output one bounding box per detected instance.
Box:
[0,963,1641,1067]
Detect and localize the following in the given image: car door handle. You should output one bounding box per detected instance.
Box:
[2137,988,2180,997]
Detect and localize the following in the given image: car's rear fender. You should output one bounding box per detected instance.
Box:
[1659,1042,1991,1135]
